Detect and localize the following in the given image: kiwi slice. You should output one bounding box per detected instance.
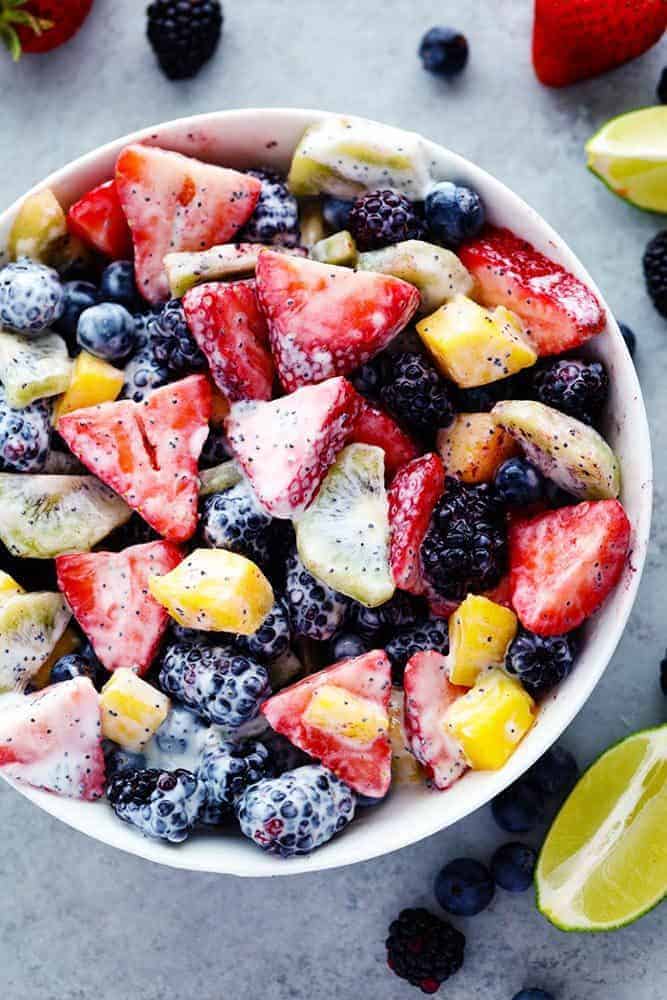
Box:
[0,331,72,408]
[0,591,71,692]
[311,231,358,267]
[358,240,473,313]
[295,443,395,608]
[164,244,305,297]
[0,474,132,558]
[199,460,243,497]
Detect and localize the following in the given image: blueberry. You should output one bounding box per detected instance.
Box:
[0,259,64,334]
[50,653,97,685]
[491,780,544,833]
[322,196,354,232]
[618,321,636,359]
[425,181,485,248]
[658,67,667,104]
[53,280,99,343]
[419,26,469,76]
[103,742,147,777]
[491,842,537,893]
[329,632,368,661]
[100,260,140,310]
[494,458,544,506]
[512,991,554,1000]
[434,857,494,916]
[526,746,578,799]
[77,302,137,361]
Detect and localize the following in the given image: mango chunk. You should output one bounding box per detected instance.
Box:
[100,668,170,751]
[448,595,518,687]
[437,412,519,484]
[417,294,537,388]
[445,669,535,770]
[148,548,274,635]
[303,683,389,743]
[54,351,124,422]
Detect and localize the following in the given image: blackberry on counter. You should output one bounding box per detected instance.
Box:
[420,479,507,601]
[531,359,609,425]
[0,259,63,334]
[241,169,300,247]
[418,26,469,77]
[237,597,291,662]
[380,352,456,437]
[151,299,207,376]
[386,907,465,994]
[505,629,575,698]
[385,617,449,684]
[147,0,224,80]
[197,737,273,824]
[350,590,424,643]
[348,190,425,251]
[201,482,275,568]
[107,767,207,842]
[235,764,356,857]
[285,550,349,641]
[0,387,51,473]
[643,230,667,318]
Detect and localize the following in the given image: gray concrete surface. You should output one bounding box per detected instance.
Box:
[0,2,666,998]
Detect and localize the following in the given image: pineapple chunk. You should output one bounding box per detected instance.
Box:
[389,688,424,784]
[8,189,67,263]
[416,294,537,388]
[303,683,389,743]
[31,626,81,690]
[148,548,274,635]
[437,413,519,484]
[445,669,535,770]
[448,595,518,687]
[54,351,124,422]
[100,668,170,751]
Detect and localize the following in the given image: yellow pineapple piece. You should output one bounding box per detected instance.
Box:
[445,669,535,770]
[389,688,424,784]
[303,684,389,743]
[148,548,274,635]
[448,595,518,687]
[8,189,67,263]
[54,352,124,423]
[437,412,519,484]
[416,294,537,388]
[31,626,81,690]
[100,668,170,751]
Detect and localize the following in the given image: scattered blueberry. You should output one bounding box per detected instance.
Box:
[329,632,369,662]
[99,260,140,310]
[492,780,544,833]
[526,746,578,799]
[658,67,667,104]
[434,857,495,916]
[77,302,137,361]
[150,299,206,376]
[0,387,51,472]
[505,629,575,698]
[242,169,301,247]
[0,258,64,334]
[107,767,207,842]
[349,190,425,251]
[491,842,537,893]
[618,322,636,359]
[425,181,485,248]
[53,280,99,344]
[494,458,544,506]
[419,26,469,77]
[49,653,97,685]
[322,196,355,232]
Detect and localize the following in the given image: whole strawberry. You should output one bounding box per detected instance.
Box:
[0,0,93,58]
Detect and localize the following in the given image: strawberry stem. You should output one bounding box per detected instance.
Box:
[0,0,53,59]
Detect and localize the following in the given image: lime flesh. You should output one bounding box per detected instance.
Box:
[536,725,667,931]
[586,107,667,212]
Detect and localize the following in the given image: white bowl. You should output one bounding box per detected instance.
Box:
[0,109,652,877]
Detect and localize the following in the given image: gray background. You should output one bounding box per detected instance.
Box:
[0,2,665,998]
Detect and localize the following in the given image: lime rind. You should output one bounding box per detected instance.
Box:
[586,107,667,214]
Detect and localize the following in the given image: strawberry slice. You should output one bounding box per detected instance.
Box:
[261,651,392,798]
[427,574,513,620]
[225,376,360,517]
[388,453,445,593]
[58,375,211,542]
[255,250,420,391]
[56,541,183,675]
[533,0,667,88]
[183,279,275,402]
[459,227,605,356]
[115,145,262,304]
[67,180,133,260]
[403,651,467,790]
[509,499,631,636]
[0,677,104,800]
[349,397,418,479]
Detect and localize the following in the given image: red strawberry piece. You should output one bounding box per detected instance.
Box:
[510,499,631,636]
[225,376,360,517]
[58,375,211,542]
[1,1,93,58]
[349,396,419,479]
[261,651,392,798]
[67,179,133,260]
[533,0,666,88]
[57,540,182,674]
[427,573,514,620]
[115,144,262,304]
[183,279,275,402]
[255,250,420,391]
[459,227,605,356]
[388,453,445,594]
[403,651,467,790]
[0,677,104,799]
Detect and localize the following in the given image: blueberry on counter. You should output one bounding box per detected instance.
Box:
[419,26,469,76]
[434,857,494,916]
[491,842,537,893]
[491,779,544,833]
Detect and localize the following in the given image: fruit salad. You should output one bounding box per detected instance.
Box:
[0,117,632,859]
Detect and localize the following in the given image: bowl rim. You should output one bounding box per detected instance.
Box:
[0,107,653,877]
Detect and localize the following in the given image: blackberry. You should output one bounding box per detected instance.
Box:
[241,169,300,247]
[237,597,291,662]
[348,190,425,251]
[531,358,609,424]
[425,181,485,248]
[121,346,170,403]
[329,632,368,662]
[421,478,507,601]
[77,303,137,362]
[235,764,356,857]
[350,590,424,643]
[643,230,667,318]
[197,736,273,824]
[385,617,449,684]
[418,26,469,77]
[380,352,456,436]
[107,767,206,842]
[200,426,232,467]
[505,628,575,698]
[49,654,97,686]
[618,321,636,359]
[0,387,51,472]
[200,482,274,567]
[285,550,349,641]
[434,858,494,916]
[0,259,64,334]
[100,261,140,311]
[147,0,223,80]
[159,642,270,728]
[151,299,206,376]
[386,907,465,993]
[491,842,537,893]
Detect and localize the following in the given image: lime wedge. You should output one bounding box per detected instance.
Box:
[536,725,667,932]
[586,107,667,212]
